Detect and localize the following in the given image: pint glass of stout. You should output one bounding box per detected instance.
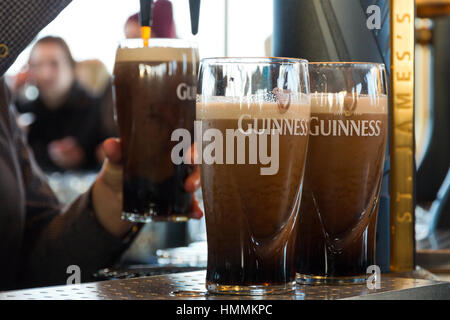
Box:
[197,58,311,295]
[296,63,388,284]
[113,39,198,222]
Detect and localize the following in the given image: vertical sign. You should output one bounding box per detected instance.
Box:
[390,0,415,272]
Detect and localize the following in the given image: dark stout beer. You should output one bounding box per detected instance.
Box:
[296,94,388,281]
[114,40,198,222]
[198,101,310,291]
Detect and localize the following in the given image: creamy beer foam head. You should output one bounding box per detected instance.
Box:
[115,39,197,63]
[310,93,387,114]
[197,96,311,120]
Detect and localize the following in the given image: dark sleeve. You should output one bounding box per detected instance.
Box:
[0,0,72,76]
[7,106,128,288]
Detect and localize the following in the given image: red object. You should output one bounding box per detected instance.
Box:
[152,0,176,38]
[126,0,176,39]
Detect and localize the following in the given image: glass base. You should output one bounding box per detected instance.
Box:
[121,212,189,223]
[296,273,366,285]
[206,281,296,296]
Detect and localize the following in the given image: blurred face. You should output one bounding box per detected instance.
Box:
[28,42,74,105]
[125,20,141,39]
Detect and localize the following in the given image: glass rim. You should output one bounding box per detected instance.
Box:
[309,61,386,68]
[200,56,309,65]
[118,38,198,49]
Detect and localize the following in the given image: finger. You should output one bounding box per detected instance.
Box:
[184,166,200,193]
[189,194,203,219]
[103,138,122,165]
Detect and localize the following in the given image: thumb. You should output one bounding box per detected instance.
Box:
[97,138,123,194]
[97,158,123,195]
[103,138,122,166]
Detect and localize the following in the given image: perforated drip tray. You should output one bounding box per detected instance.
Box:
[93,265,206,280]
[1,271,450,300]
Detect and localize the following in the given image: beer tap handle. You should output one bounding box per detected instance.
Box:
[189,0,201,35]
[140,0,153,44]
[139,0,154,27]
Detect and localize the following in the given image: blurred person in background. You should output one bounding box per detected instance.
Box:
[75,59,117,163]
[75,59,110,97]
[15,36,106,172]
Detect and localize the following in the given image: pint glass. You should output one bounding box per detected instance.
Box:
[296,63,388,284]
[113,39,199,222]
[197,58,310,295]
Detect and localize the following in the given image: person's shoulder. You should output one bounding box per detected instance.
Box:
[70,81,101,109]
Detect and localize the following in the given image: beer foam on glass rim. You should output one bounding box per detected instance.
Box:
[197,95,311,120]
[115,38,198,63]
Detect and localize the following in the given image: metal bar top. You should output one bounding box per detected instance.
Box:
[1,271,450,300]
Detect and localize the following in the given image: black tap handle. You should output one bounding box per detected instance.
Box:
[140,0,154,27]
[189,0,201,35]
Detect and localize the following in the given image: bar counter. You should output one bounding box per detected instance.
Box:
[1,270,450,300]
